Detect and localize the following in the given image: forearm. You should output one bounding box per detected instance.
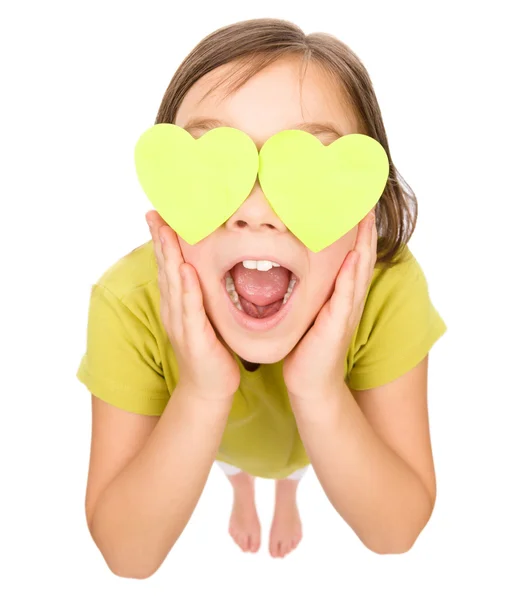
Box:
[290,384,434,554]
[91,385,233,578]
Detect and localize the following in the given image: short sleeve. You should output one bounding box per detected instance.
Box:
[76,284,170,415]
[346,253,447,390]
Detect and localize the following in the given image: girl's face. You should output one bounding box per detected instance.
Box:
[174,57,360,364]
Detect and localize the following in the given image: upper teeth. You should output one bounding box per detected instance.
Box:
[242,260,281,271]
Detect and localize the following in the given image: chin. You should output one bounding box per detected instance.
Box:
[237,344,288,364]
[220,329,304,365]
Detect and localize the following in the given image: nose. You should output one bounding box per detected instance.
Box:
[224,182,288,235]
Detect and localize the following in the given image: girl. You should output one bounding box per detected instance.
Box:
[77,17,447,578]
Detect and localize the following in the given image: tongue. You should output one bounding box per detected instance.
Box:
[231,263,291,319]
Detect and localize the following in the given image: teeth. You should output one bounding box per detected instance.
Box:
[224,272,297,310]
[242,260,281,271]
[225,273,242,310]
[282,277,297,306]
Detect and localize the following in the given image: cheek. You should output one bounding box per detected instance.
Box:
[178,236,222,297]
[305,235,354,297]
[310,235,353,274]
[178,237,208,271]
[306,259,339,303]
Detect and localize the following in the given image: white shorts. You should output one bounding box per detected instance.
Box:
[216,460,309,480]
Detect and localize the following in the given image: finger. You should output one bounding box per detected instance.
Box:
[180,263,211,350]
[159,226,187,338]
[146,215,175,334]
[331,250,359,319]
[352,209,376,301]
[146,211,185,295]
[357,209,375,252]
[364,209,377,275]
[146,211,166,275]
[352,209,371,250]
[350,210,372,281]
[370,209,378,264]
[159,225,184,293]
[146,212,186,341]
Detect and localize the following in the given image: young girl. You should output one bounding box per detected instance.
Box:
[77,17,447,578]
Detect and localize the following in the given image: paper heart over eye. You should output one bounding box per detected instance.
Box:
[134,124,389,252]
[134,124,259,245]
[258,130,389,252]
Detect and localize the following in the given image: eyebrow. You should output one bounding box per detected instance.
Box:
[182,117,345,138]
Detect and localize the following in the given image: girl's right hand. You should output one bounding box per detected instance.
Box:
[146,210,241,403]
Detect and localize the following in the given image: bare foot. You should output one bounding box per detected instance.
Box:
[269,478,303,558]
[226,472,261,553]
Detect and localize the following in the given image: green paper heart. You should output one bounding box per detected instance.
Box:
[134,124,259,245]
[258,131,389,252]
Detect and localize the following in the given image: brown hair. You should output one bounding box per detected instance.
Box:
[155,17,417,268]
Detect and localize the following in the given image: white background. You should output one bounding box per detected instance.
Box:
[1,0,510,597]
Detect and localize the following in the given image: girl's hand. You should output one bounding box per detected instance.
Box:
[146,210,240,403]
[283,209,378,402]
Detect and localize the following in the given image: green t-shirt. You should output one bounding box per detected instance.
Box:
[76,240,447,479]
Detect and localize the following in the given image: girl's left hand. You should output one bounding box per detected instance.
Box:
[283,209,378,402]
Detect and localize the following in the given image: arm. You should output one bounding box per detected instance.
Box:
[289,356,435,554]
[88,387,233,579]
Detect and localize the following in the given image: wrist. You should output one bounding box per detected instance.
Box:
[175,382,235,407]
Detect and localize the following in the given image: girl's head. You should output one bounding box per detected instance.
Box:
[154,18,417,365]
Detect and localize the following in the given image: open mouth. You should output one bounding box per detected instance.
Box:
[221,260,300,331]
